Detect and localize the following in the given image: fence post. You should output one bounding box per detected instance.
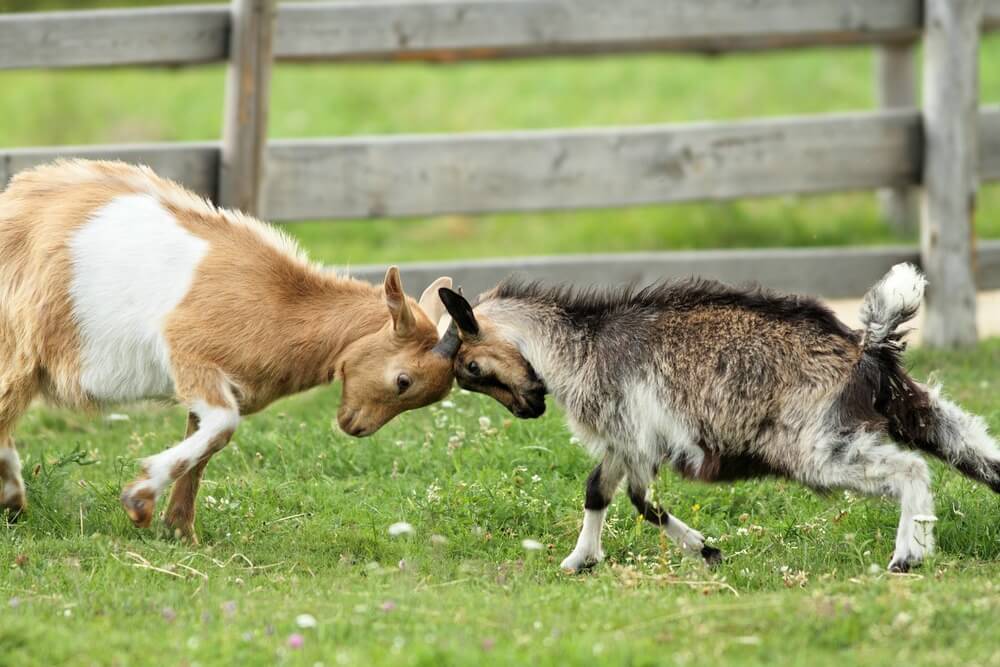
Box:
[921,0,982,347]
[875,43,918,233]
[219,0,275,216]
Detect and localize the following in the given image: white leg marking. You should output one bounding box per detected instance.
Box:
[560,508,607,571]
[662,513,706,554]
[134,402,239,500]
[892,459,936,569]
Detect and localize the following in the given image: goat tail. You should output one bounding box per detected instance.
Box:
[858,262,925,353]
[853,263,1000,491]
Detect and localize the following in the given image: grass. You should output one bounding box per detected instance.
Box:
[2,20,1000,264]
[3,341,1000,666]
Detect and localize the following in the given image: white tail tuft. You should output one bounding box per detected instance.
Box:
[858,263,925,349]
[878,263,926,315]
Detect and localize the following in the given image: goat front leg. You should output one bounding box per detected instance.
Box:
[121,370,239,529]
[163,412,212,542]
[561,455,626,572]
[627,471,722,565]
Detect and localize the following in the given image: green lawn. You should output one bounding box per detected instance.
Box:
[3,341,1000,666]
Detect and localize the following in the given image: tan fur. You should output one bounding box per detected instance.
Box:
[0,159,455,532]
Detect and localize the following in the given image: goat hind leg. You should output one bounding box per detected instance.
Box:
[0,367,37,519]
[163,412,211,542]
[806,429,934,573]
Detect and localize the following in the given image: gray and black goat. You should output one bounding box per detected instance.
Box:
[437,264,1000,572]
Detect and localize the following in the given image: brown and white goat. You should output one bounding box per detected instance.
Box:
[0,159,457,539]
[438,265,1000,572]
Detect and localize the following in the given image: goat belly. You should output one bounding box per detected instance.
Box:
[671,446,782,483]
[68,194,209,403]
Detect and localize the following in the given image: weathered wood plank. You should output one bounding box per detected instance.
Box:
[985,0,1000,29]
[0,5,229,70]
[875,44,919,233]
[1,0,997,71]
[1,105,997,217]
[0,143,219,198]
[262,110,921,221]
[921,0,982,347]
[274,0,922,62]
[981,105,1000,182]
[346,241,1000,301]
[219,0,276,216]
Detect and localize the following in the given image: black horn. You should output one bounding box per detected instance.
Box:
[433,320,462,359]
[439,287,479,336]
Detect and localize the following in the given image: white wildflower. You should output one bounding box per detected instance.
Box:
[521,539,544,551]
[296,614,317,629]
[388,522,414,537]
[426,483,442,503]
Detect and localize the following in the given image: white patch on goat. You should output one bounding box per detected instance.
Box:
[69,194,209,403]
[560,508,607,571]
[627,380,700,479]
[137,400,239,499]
[0,448,24,503]
[565,418,608,459]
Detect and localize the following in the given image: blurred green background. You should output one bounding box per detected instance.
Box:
[2,0,999,266]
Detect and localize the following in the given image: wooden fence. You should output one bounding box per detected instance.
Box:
[2,0,1000,345]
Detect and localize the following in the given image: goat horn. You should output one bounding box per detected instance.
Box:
[433,319,462,359]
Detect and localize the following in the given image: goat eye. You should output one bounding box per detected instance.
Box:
[466,361,481,376]
[396,373,412,394]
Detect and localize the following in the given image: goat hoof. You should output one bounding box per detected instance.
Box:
[164,516,199,544]
[888,555,918,573]
[2,499,25,523]
[700,545,723,566]
[560,551,603,573]
[121,486,155,528]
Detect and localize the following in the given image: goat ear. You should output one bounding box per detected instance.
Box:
[418,276,452,326]
[384,266,415,337]
[438,287,479,338]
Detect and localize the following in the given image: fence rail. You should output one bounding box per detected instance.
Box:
[2,0,1000,70]
[4,107,998,221]
[347,241,1000,301]
[1,0,999,345]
